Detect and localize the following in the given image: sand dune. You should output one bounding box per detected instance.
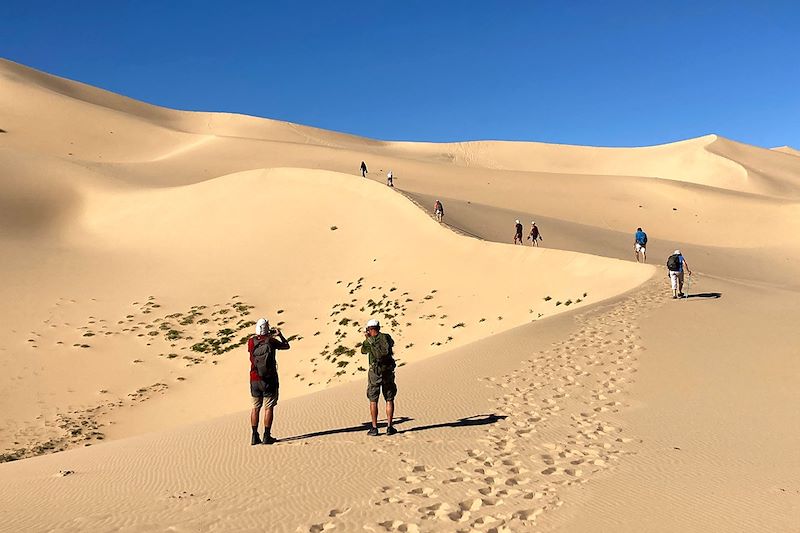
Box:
[1,58,799,532]
[772,145,800,157]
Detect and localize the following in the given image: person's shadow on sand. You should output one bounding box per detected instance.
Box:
[399,413,507,434]
[281,414,505,442]
[685,292,722,299]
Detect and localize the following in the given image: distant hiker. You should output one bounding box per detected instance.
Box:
[248,318,291,445]
[360,161,368,177]
[513,219,524,245]
[634,227,648,263]
[666,250,692,299]
[361,319,397,436]
[387,170,394,187]
[434,199,444,222]
[527,221,542,246]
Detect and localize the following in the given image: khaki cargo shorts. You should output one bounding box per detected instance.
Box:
[367,367,397,402]
[250,380,278,409]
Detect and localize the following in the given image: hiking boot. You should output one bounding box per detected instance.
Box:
[251,432,262,446]
[262,435,277,445]
[672,295,678,299]
[367,427,379,436]
[386,426,397,436]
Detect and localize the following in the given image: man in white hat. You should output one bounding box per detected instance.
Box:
[528,221,542,247]
[513,219,524,245]
[360,318,397,436]
[666,250,692,299]
[248,318,291,445]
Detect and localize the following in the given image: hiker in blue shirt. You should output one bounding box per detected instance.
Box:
[634,227,648,263]
[666,250,692,299]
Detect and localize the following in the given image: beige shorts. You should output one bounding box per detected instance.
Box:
[250,381,278,409]
[669,270,684,290]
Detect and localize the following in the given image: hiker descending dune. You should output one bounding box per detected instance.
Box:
[434,199,444,222]
[528,221,542,247]
[513,220,524,245]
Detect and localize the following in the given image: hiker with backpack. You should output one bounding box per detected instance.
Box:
[361,319,398,436]
[634,227,648,263]
[513,219,524,245]
[248,318,291,445]
[434,200,444,222]
[360,161,368,177]
[666,250,692,299]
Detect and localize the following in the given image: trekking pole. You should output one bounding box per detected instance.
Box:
[684,273,692,298]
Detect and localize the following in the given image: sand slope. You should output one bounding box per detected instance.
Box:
[1,58,800,532]
[772,145,800,157]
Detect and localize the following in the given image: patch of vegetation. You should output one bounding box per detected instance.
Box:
[330,225,338,231]
[544,296,552,301]
[453,322,465,328]
[332,345,356,357]
[191,342,209,353]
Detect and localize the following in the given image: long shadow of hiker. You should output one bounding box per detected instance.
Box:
[400,413,506,434]
[281,416,413,442]
[686,292,722,299]
[282,414,506,442]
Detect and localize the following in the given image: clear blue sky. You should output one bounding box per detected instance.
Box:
[3,1,798,147]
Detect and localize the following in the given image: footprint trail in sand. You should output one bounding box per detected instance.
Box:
[301,277,665,532]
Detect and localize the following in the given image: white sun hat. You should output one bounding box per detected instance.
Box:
[256,318,269,335]
[366,318,380,328]
[674,249,681,255]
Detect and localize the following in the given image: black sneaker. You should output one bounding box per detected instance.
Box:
[386,426,397,436]
[262,435,277,445]
[367,427,379,436]
[251,433,262,446]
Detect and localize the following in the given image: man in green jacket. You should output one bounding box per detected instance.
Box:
[361,318,397,436]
